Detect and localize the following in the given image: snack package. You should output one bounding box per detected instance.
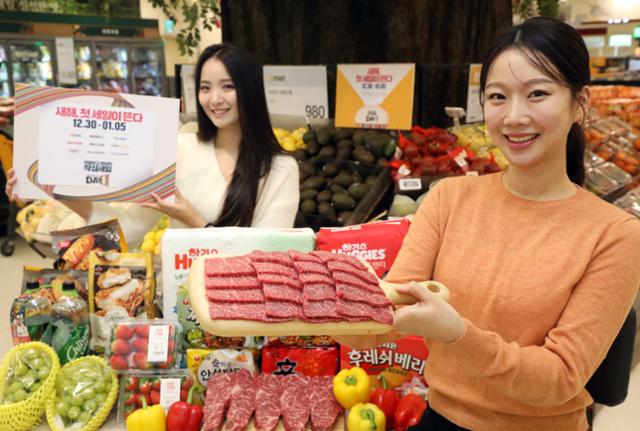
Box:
[177,284,264,351]
[316,219,411,278]
[186,348,258,386]
[52,219,127,270]
[10,267,90,363]
[261,346,339,377]
[117,371,202,422]
[161,227,315,320]
[340,336,429,392]
[105,319,181,373]
[266,336,336,348]
[88,252,156,352]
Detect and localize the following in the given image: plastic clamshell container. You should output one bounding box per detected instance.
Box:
[105,319,182,374]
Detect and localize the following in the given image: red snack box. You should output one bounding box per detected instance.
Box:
[261,346,339,377]
[340,336,429,390]
[316,219,411,278]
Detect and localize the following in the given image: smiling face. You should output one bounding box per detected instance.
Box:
[483,48,585,172]
[198,57,240,130]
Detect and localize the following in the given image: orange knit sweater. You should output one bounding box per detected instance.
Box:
[385,173,640,431]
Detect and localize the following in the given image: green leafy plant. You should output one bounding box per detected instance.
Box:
[149,0,221,56]
[513,0,559,19]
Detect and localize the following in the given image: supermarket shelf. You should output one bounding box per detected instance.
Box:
[601,174,640,203]
[592,79,640,87]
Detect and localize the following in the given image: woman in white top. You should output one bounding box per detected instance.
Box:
[6,44,299,247]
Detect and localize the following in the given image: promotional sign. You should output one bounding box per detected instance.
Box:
[13,83,179,202]
[466,63,483,123]
[55,38,78,85]
[263,65,329,120]
[181,64,197,115]
[335,63,415,130]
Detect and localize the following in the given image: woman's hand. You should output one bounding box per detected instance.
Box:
[141,189,206,228]
[393,282,466,343]
[0,98,14,127]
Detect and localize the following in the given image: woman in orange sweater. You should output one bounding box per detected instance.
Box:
[339,17,640,431]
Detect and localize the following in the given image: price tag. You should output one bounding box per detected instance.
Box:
[147,325,169,363]
[398,178,423,191]
[263,66,328,119]
[454,150,470,171]
[55,38,78,85]
[159,378,181,412]
[398,164,412,177]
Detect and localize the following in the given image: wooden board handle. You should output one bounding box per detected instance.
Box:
[380,280,450,305]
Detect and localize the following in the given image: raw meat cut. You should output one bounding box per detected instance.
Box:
[252,262,297,277]
[336,283,391,307]
[327,261,378,284]
[255,374,281,431]
[203,372,234,431]
[250,250,295,267]
[289,250,322,263]
[337,300,393,325]
[209,302,265,321]
[257,273,302,289]
[266,301,302,319]
[303,300,339,319]
[309,376,342,431]
[226,369,256,431]
[205,276,261,290]
[206,288,264,303]
[332,272,379,293]
[279,374,310,431]
[263,284,303,304]
[299,272,334,285]
[293,261,331,276]
[205,256,255,276]
[302,283,336,301]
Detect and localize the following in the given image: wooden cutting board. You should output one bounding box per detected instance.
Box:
[189,254,450,337]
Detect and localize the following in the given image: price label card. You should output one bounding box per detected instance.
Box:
[147,325,169,363]
[263,65,328,119]
[466,64,483,123]
[55,38,78,85]
[335,64,415,130]
[159,378,181,412]
[398,178,423,191]
[13,83,179,202]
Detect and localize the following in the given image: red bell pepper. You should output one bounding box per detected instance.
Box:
[393,393,427,431]
[370,375,400,430]
[166,385,204,431]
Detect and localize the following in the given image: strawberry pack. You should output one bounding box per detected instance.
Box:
[106,319,181,373]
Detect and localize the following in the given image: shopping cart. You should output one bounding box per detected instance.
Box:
[0,128,18,256]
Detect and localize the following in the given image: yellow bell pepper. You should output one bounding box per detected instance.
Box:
[333,366,371,409]
[126,396,166,431]
[348,402,386,431]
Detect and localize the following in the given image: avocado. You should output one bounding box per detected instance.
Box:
[351,171,363,184]
[318,201,336,219]
[301,175,326,190]
[353,148,375,164]
[298,161,315,182]
[348,183,370,201]
[336,139,352,151]
[332,128,353,142]
[336,147,352,161]
[330,184,347,194]
[317,146,336,159]
[306,140,320,156]
[293,149,307,162]
[316,127,332,146]
[332,171,353,187]
[337,210,354,225]
[300,189,318,201]
[300,199,317,214]
[383,140,397,159]
[367,137,385,158]
[352,130,365,146]
[322,162,340,178]
[302,130,317,143]
[365,174,378,186]
[332,193,357,210]
[317,190,332,203]
[377,157,387,168]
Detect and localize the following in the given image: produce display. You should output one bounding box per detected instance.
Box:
[273,127,308,152]
[584,116,640,175]
[450,123,509,170]
[2,346,53,404]
[590,86,640,128]
[16,201,86,244]
[139,215,170,256]
[106,321,180,372]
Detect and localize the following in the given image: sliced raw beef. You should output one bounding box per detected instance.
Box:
[203,372,234,431]
[336,283,391,307]
[252,262,297,278]
[327,261,378,284]
[309,376,342,431]
[293,261,331,276]
[205,276,261,290]
[255,374,281,431]
[336,300,393,325]
[263,284,303,304]
[332,272,379,293]
[225,370,257,431]
[310,251,366,270]
[205,257,255,276]
[266,301,301,319]
[209,302,265,321]
[279,374,310,431]
[299,272,334,285]
[303,283,336,301]
[249,250,295,268]
[303,300,340,320]
[289,250,322,263]
[206,288,264,303]
[257,273,302,289]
